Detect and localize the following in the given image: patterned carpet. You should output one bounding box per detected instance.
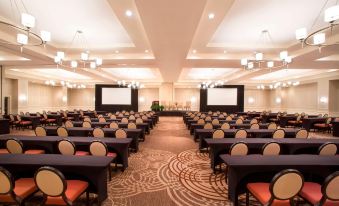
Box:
[5,117,334,205]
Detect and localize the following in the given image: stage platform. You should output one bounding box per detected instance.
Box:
[158,110,188,116]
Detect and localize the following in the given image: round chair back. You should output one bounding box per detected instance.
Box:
[109,122,119,129]
[116,129,127,138]
[58,139,76,155]
[142,115,148,121]
[296,129,308,139]
[98,117,106,123]
[323,171,339,201]
[212,119,219,125]
[89,141,108,156]
[221,123,230,130]
[128,123,137,129]
[136,118,143,124]
[118,113,124,117]
[82,121,92,128]
[203,123,213,129]
[57,127,68,137]
[262,142,281,155]
[6,139,23,154]
[273,129,285,139]
[110,115,117,120]
[83,117,91,122]
[213,129,224,139]
[250,119,258,124]
[230,142,248,155]
[268,123,277,130]
[226,116,232,121]
[235,118,243,125]
[218,114,224,119]
[197,119,205,125]
[93,127,105,138]
[318,143,337,155]
[121,118,128,123]
[235,129,247,138]
[193,116,199,121]
[65,120,73,128]
[129,115,136,120]
[35,166,66,197]
[35,126,47,136]
[250,123,260,129]
[205,116,212,121]
[270,169,304,201]
[0,167,13,195]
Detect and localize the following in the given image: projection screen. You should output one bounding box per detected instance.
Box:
[101,88,131,105]
[207,88,238,105]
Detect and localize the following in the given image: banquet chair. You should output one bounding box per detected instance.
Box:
[314,118,332,133]
[212,119,219,125]
[42,113,56,126]
[197,119,205,125]
[296,129,308,139]
[16,115,32,130]
[0,148,8,154]
[318,143,337,155]
[224,142,249,179]
[273,129,285,139]
[97,114,103,119]
[288,115,302,128]
[98,117,106,123]
[125,112,130,116]
[238,116,245,120]
[246,169,304,206]
[205,116,212,121]
[90,140,120,173]
[200,114,207,119]
[9,114,19,129]
[82,121,92,128]
[235,129,247,138]
[35,126,47,136]
[299,171,339,206]
[58,139,89,156]
[250,123,260,129]
[127,123,137,129]
[221,123,230,129]
[0,166,38,205]
[83,117,91,122]
[193,116,199,121]
[109,122,119,129]
[110,115,117,120]
[115,129,127,138]
[262,142,281,155]
[65,120,74,128]
[250,119,258,124]
[226,116,233,121]
[218,114,225,119]
[57,127,69,137]
[136,118,143,124]
[93,127,105,138]
[135,113,140,118]
[129,115,136,120]
[142,115,148,121]
[34,166,89,205]
[268,123,278,130]
[235,118,243,125]
[118,113,124,118]
[121,118,129,124]
[6,138,45,154]
[203,123,213,129]
[212,129,224,139]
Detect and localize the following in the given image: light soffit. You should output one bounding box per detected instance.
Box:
[179,68,240,81]
[9,68,92,80]
[102,68,162,81]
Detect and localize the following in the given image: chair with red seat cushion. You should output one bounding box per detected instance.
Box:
[6,138,45,155]
[287,115,302,128]
[16,115,32,130]
[89,140,117,180]
[0,166,38,205]
[57,139,89,156]
[43,113,56,126]
[34,166,89,205]
[246,169,304,206]
[314,118,332,133]
[299,171,339,206]
[0,149,8,154]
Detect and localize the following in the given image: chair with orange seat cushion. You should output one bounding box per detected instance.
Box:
[224,142,249,180]
[57,139,89,156]
[35,126,47,137]
[34,166,89,205]
[89,140,117,180]
[314,118,332,133]
[0,166,38,205]
[0,149,8,154]
[42,113,56,126]
[299,171,339,206]
[246,169,304,206]
[6,138,45,154]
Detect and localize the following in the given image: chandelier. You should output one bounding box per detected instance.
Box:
[240,30,292,70]
[0,0,51,50]
[53,30,103,70]
[198,80,225,89]
[117,80,145,89]
[295,1,339,49]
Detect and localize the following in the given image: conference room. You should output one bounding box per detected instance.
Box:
[0,0,339,205]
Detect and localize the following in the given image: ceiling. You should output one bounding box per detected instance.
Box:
[1,0,339,88]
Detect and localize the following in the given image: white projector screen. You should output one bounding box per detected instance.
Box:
[101,88,131,105]
[207,88,238,105]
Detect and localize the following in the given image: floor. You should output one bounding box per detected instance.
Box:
[6,117,335,206]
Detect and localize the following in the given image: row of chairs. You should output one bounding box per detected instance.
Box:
[84,116,146,124]
[202,122,275,130]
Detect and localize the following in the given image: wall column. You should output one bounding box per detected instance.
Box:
[17,79,29,113]
[317,79,329,114]
[159,82,174,105]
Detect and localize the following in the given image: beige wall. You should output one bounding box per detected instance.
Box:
[67,88,95,110]
[244,87,269,112]
[138,88,159,111]
[329,80,339,116]
[3,78,18,114]
[174,88,200,111]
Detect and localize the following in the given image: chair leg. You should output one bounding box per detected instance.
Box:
[108,165,112,181]
[86,190,90,206]
[246,191,249,206]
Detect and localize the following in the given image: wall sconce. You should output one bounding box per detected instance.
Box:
[19,94,27,102]
[248,97,255,104]
[190,96,196,103]
[319,96,328,103]
[275,97,282,104]
[139,97,145,102]
[62,96,67,102]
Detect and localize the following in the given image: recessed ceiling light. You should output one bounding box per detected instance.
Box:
[115,50,119,53]
[208,13,215,19]
[223,50,227,54]
[125,10,133,17]
[192,49,197,54]
[144,50,149,53]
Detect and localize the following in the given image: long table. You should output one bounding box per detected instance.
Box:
[44,126,142,152]
[220,155,339,206]
[0,154,113,203]
[0,119,10,134]
[0,135,131,170]
[190,122,265,135]
[302,117,327,131]
[333,121,339,137]
[206,138,339,172]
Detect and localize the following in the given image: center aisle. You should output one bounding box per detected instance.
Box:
[105,117,231,206]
